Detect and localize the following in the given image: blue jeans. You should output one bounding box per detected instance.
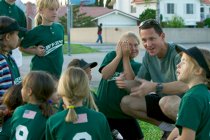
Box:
[96,34,103,43]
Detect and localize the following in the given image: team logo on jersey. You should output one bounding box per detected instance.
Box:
[73,113,88,124]
[23,110,37,119]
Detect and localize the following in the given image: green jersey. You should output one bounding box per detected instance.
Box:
[176,84,210,140]
[46,106,113,140]
[0,116,12,140]
[10,104,48,140]
[21,23,64,78]
[0,0,27,38]
[97,51,141,118]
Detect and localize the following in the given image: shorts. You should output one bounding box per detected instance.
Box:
[145,94,175,124]
[107,118,144,140]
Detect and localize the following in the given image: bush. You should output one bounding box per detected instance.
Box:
[196,21,205,28]
[166,16,185,28]
[139,8,156,22]
[204,18,210,28]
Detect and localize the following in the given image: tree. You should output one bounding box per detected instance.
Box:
[166,16,185,28]
[139,8,156,22]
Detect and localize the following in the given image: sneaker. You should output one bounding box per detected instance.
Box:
[160,131,171,140]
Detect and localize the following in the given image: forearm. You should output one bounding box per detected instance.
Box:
[123,57,135,80]
[19,46,37,55]
[161,81,188,94]
[101,56,121,79]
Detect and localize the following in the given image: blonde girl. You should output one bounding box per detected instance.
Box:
[46,67,113,140]
[10,71,55,140]
[168,47,210,140]
[20,0,64,79]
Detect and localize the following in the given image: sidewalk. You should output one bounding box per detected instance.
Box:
[20,42,210,88]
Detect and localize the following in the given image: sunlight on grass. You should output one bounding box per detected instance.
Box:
[63,43,99,54]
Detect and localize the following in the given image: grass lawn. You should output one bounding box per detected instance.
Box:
[140,121,162,140]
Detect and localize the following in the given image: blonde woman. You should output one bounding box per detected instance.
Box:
[20,0,64,79]
[168,47,210,140]
[46,67,113,140]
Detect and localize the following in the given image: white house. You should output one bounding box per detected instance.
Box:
[200,0,210,21]
[112,0,204,26]
[92,9,139,27]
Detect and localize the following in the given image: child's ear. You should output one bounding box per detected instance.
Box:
[27,88,33,96]
[5,33,11,41]
[194,67,203,76]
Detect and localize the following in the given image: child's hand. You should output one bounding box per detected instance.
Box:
[116,42,123,59]
[36,45,45,56]
[121,41,130,58]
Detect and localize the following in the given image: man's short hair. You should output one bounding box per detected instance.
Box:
[139,19,163,35]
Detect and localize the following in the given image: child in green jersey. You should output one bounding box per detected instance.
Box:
[10,71,55,140]
[168,47,210,140]
[0,84,23,140]
[46,67,113,140]
[20,0,64,79]
[0,16,26,96]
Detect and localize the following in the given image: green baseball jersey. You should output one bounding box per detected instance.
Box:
[0,116,12,140]
[176,84,210,140]
[137,43,180,96]
[46,106,113,140]
[21,23,64,78]
[97,51,141,118]
[10,104,48,140]
[0,0,27,38]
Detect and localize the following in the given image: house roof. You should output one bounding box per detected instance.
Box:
[80,6,113,18]
[131,0,156,4]
[202,0,210,5]
[92,9,139,21]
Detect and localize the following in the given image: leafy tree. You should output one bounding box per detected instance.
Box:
[166,16,185,28]
[204,18,210,27]
[73,6,96,27]
[139,8,156,22]
[59,14,67,34]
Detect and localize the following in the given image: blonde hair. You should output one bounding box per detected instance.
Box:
[185,49,210,89]
[58,67,98,123]
[119,32,140,45]
[35,0,60,26]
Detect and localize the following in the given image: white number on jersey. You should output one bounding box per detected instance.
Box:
[15,125,29,140]
[73,132,92,140]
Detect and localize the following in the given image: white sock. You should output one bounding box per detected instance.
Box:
[159,122,175,132]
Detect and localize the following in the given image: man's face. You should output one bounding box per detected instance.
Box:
[140,28,165,57]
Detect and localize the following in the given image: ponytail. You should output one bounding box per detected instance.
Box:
[65,105,78,122]
[35,13,42,26]
[39,102,54,118]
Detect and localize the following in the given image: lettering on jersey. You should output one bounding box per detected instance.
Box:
[73,113,88,124]
[44,40,63,56]
[23,110,37,119]
[14,77,22,85]
[108,72,121,81]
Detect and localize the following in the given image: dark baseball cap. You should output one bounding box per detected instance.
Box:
[176,46,210,78]
[0,20,27,35]
[68,59,97,69]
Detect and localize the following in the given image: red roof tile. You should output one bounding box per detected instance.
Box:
[79,6,113,17]
[202,0,210,5]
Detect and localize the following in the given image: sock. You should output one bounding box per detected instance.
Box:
[159,122,175,132]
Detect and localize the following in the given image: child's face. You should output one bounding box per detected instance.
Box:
[176,53,192,83]
[127,37,139,59]
[84,67,92,81]
[6,31,19,51]
[40,7,58,24]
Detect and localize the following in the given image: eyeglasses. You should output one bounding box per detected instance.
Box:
[139,19,160,28]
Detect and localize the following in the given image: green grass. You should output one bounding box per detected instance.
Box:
[22,43,99,56]
[63,43,99,54]
[140,121,162,140]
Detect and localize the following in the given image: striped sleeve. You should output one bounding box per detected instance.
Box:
[0,56,13,96]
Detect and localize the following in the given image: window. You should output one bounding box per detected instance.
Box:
[167,3,174,14]
[186,4,194,14]
[131,5,136,13]
[200,7,204,13]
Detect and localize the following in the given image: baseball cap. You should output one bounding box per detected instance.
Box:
[0,20,27,35]
[176,46,210,78]
[68,59,97,70]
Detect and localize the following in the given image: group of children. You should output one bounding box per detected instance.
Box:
[0,0,210,139]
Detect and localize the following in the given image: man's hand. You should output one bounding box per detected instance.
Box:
[36,45,45,56]
[130,79,156,97]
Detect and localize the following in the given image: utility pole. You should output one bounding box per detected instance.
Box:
[156,0,160,22]
[67,0,72,56]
